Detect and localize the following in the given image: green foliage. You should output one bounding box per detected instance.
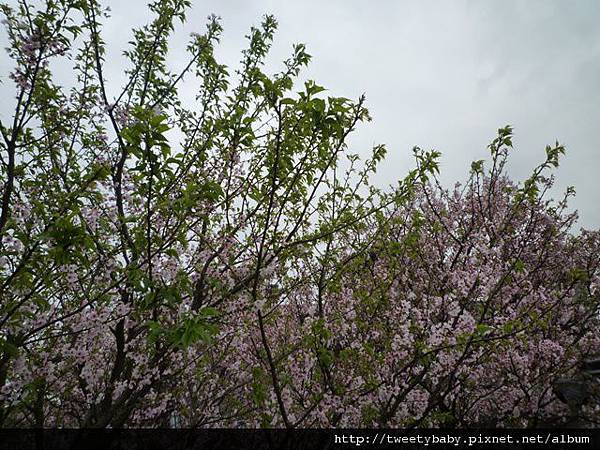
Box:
[147,307,218,348]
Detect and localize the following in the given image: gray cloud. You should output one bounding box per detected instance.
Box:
[2,0,599,228]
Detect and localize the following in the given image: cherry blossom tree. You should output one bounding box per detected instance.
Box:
[0,0,598,429]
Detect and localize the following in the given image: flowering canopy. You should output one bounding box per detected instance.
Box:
[0,0,598,428]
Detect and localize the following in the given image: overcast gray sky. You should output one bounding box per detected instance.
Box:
[2,0,599,229]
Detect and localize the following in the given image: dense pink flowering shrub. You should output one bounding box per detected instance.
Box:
[0,0,598,428]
